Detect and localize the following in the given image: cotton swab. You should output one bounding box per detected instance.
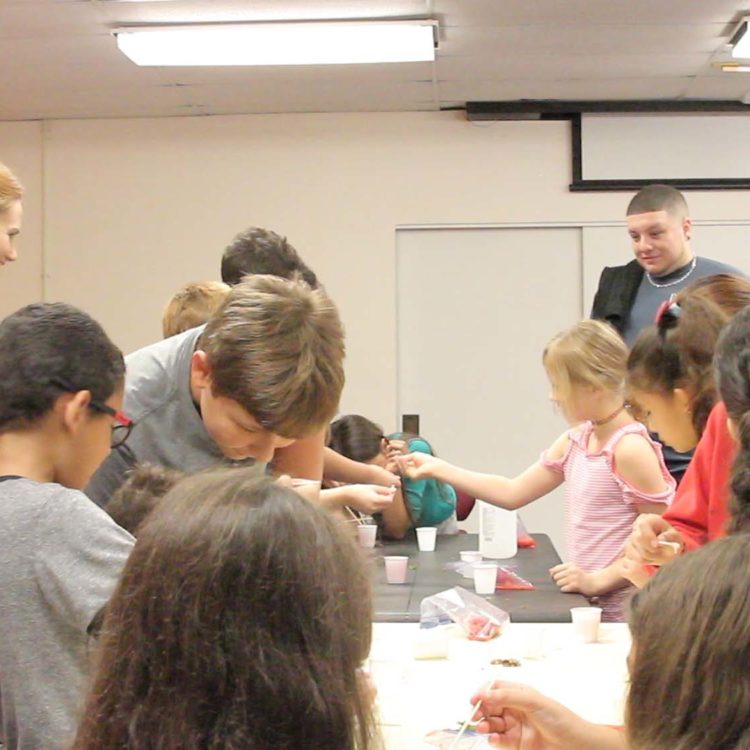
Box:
[449,670,501,750]
[657,539,681,554]
[448,696,483,750]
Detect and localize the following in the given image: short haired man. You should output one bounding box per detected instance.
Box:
[221,227,319,288]
[591,184,744,346]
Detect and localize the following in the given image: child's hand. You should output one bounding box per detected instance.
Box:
[342,484,396,514]
[366,463,401,489]
[396,451,440,480]
[628,514,684,565]
[620,555,652,589]
[549,563,601,597]
[385,438,408,458]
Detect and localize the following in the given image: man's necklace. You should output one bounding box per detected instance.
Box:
[645,257,697,288]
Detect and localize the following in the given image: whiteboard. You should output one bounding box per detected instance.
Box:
[582,114,750,181]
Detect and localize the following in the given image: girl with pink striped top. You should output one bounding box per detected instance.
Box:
[400,320,675,621]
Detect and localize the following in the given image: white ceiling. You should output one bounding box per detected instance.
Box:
[1,0,749,120]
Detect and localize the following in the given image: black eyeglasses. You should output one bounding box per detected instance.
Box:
[50,378,135,449]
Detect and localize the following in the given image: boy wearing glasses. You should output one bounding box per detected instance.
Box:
[86,274,346,508]
[0,303,135,750]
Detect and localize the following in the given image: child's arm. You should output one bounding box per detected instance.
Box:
[398,433,569,510]
[271,428,327,483]
[378,485,413,539]
[319,484,396,515]
[323,447,401,488]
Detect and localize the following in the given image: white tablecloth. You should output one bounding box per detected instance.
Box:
[369,621,630,749]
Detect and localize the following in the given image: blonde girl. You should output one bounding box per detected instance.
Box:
[401,320,675,621]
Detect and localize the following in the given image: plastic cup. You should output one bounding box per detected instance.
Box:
[384,556,409,584]
[416,526,437,552]
[472,562,498,595]
[460,550,483,564]
[357,523,377,549]
[570,607,602,643]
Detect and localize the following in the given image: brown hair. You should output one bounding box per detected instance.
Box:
[543,320,628,403]
[626,184,688,219]
[715,306,750,533]
[626,534,750,750]
[73,469,378,750]
[199,274,345,438]
[221,226,319,288]
[106,464,184,536]
[162,280,230,338]
[0,162,23,213]
[682,273,750,318]
[627,295,726,439]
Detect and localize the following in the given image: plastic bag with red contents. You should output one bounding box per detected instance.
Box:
[517,516,536,548]
[496,565,534,591]
[420,586,509,641]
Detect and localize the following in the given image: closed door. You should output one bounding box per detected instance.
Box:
[396,226,583,557]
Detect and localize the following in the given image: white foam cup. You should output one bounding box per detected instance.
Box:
[416,526,437,551]
[570,607,602,643]
[384,556,409,584]
[357,524,377,549]
[472,562,498,595]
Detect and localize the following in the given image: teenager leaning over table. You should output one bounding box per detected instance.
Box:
[399,320,674,621]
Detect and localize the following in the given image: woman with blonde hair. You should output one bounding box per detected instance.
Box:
[0,162,23,266]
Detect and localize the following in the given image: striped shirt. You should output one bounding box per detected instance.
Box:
[542,421,675,622]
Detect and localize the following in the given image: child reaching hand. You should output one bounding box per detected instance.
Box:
[400,320,675,621]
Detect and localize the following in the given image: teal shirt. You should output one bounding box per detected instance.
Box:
[389,435,457,527]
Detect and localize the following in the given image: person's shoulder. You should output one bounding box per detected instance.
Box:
[125,327,202,417]
[696,256,747,278]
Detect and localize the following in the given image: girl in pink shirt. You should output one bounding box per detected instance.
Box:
[401,320,675,621]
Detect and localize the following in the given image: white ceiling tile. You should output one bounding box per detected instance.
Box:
[1,0,749,118]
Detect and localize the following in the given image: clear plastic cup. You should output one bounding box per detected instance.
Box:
[357,523,377,549]
[384,555,409,584]
[472,562,498,595]
[416,526,437,551]
[460,550,482,564]
[570,606,602,643]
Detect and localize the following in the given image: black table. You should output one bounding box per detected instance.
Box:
[372,533,588,623]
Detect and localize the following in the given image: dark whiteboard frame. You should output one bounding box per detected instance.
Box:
[465,100,750,192]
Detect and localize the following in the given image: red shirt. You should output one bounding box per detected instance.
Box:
[663,401,734,549]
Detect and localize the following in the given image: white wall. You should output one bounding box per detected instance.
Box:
[2,110,750,449]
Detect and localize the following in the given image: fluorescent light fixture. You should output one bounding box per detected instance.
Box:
[720,63,750,72]
[731,18,750,58]
[115,21,437,66]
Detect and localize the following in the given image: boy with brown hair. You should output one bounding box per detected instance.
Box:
[87,275,346,507]
[162,280,230,338]
[0,302,135,749]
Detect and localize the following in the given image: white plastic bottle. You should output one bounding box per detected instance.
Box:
[478,501,518,559]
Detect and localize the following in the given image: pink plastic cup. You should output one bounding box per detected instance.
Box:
[357,524,377,549]
[384,555,409,584]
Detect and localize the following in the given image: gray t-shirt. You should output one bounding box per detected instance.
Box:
[623,256,745,346]
[86,327,263,508]
[0,477,134,750]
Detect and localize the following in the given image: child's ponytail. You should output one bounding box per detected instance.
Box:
[715,306,750,533]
